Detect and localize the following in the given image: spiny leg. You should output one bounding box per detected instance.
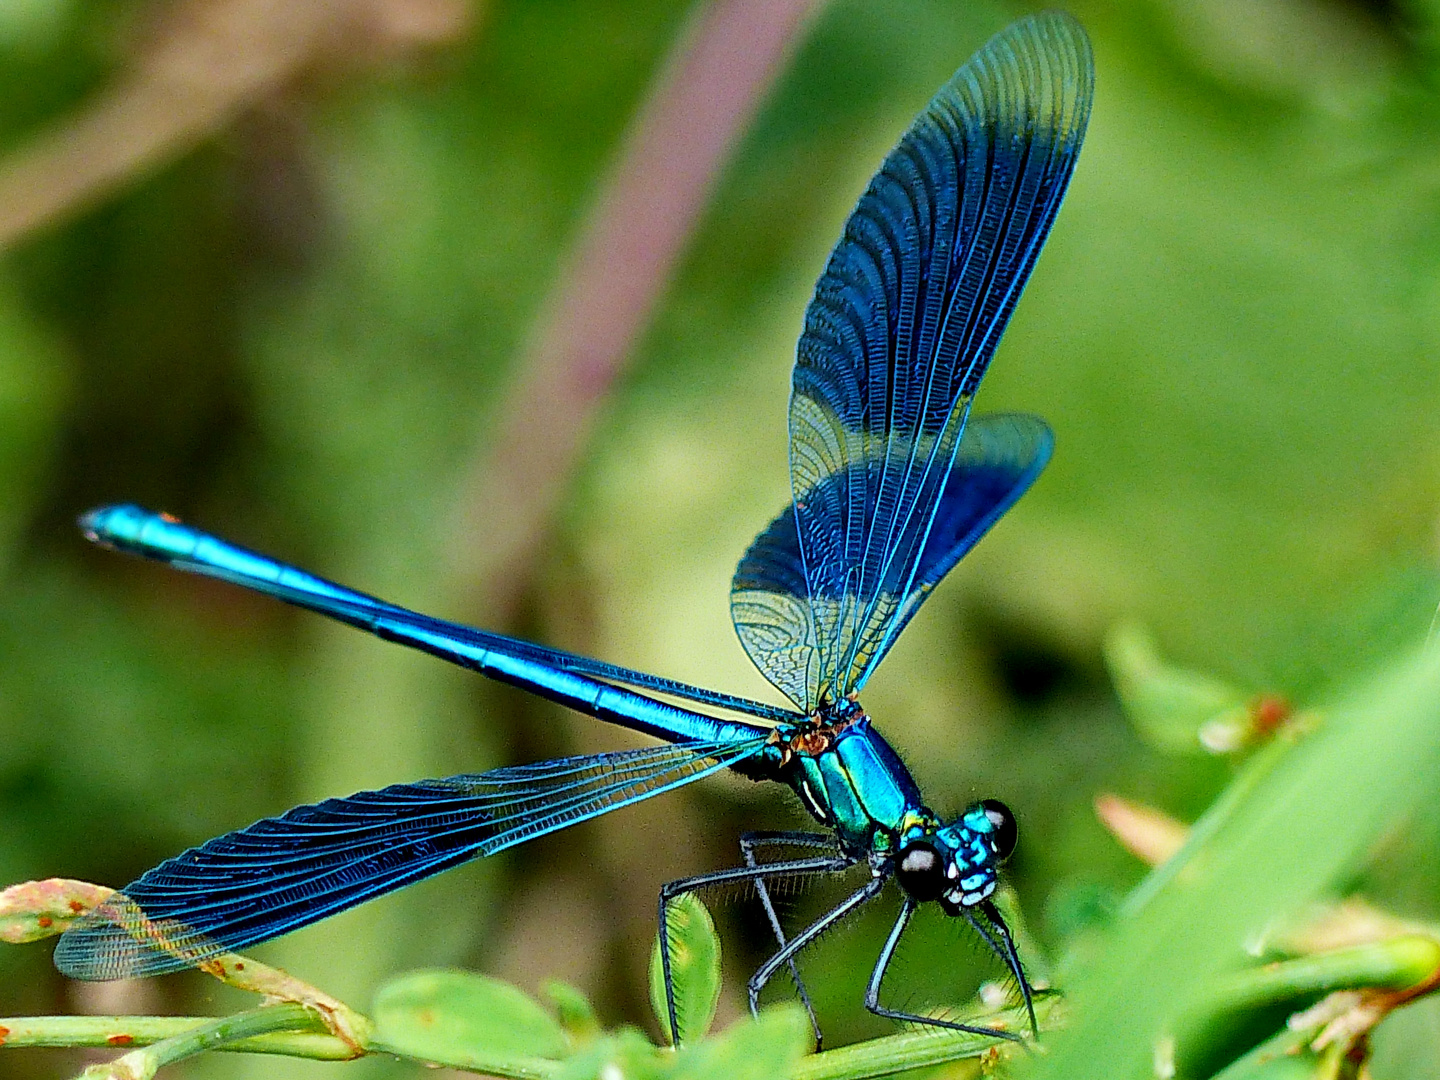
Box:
[976,898,1038,1038]
[740,831,838,1048]
[658,853,852,1047]
[748,875,886,1018]
[865,898,1024,1043]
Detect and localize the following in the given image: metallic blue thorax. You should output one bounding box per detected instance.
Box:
[769,706,925,854]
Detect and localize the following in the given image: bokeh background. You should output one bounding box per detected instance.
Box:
[3,0,1440,1076]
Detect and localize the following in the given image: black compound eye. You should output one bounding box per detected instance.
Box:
[980,799,1018,861]
[895,841,946,901]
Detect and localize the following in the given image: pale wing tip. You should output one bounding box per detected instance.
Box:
[1005,10,1094,71]
[54,924,180,981]
[966,10,1095,140]
[54,892,223,980]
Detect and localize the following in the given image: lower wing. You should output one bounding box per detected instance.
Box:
[55,735,768,980]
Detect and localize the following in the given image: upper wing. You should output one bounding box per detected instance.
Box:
[767,13,1091,710]
[859,412,1052,677]
[54,736,768,980]
[732,413,1051,702]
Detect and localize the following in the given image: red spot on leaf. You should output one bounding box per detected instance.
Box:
[234,962,244,970]
[68,900,85,914]
[1251,694,1291,734]
[37,916,52,928]
[107,1033,134,1046]
[0,1024,10,1045]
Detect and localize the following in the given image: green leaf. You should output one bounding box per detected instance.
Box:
[1028,646,1440,1080]
[672,1005,811,1080]
[552,1028,669,1080]
[373,968,568,1062]
[544,980,602,1045]
[650,892,722,1046]
[1223,1057,1320,1080]
[1105,622,1252,754]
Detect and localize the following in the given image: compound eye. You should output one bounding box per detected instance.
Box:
[980,799,1018,861]
[895,841,946,901]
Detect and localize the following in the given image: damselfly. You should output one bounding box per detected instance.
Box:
[56,11,1092,1047]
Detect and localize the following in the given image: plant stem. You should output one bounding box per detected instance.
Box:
[0,1011,349,1058]
[73,1003,349,1079]
[1203,936,1440,1015]
[786,1000,1054,1080]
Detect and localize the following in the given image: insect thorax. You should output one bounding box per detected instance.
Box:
[764,701,927,853]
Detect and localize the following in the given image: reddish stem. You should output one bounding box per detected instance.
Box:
[451,0,825,618]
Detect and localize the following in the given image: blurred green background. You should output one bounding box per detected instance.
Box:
[3,0,1440,1077]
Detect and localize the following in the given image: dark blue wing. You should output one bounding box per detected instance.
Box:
[764,13,1091,709]
[733,413,1051,700]
[861,412,1052,674]
[54,736,768,980]
[731,507,819,711]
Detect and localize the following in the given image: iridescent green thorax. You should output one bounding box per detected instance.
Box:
[750,705,1007,907]
[762,703,926,854]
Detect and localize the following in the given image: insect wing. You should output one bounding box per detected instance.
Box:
[732,507,820,710]
[736,413,1052,700]
[863,412,1053,670]
[54,737,767,979]
[762,13,1091,709]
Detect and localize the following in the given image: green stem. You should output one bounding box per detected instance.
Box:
[0,1009,348,1058]
[73,1003,343,1079]
[1,1012,564,1077]
[786,1000,1054,1080]
[1171,936,1440,1078]
[1199,936,1440,1016]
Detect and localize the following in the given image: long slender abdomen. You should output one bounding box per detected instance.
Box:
[79,504,768,748]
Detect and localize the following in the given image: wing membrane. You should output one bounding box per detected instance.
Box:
[761,13,1090,709]
[732,516,820,710]
[54,737,768,980]
[733,414,1051,699]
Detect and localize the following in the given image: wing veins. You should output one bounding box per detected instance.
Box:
[55,739,767,978]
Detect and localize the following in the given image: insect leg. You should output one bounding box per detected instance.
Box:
[658,853,851,1047]
[865,898,1025,1043]
[747,874,885,1018]
[740,831,838,1048]
[976,898,1038,1038]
